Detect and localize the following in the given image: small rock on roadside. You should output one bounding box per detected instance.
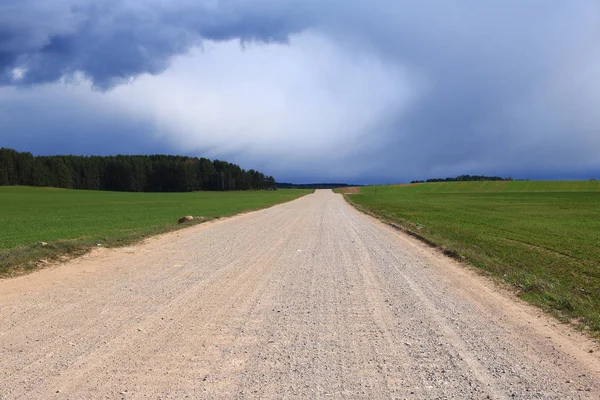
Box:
[178,216,194,224]
[37,241,48,247]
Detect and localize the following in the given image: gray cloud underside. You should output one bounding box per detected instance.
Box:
[0,0,313,87]
[1,0,599,182]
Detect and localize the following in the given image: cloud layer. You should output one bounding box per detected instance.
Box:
[1,1,599,183]
[1,0,323,87]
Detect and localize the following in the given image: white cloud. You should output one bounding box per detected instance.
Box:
[106,31,418,177]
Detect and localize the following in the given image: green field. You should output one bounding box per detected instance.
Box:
[0,186,312,276]
[341,181,600,333]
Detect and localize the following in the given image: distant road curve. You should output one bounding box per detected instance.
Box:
[1,190,598,399]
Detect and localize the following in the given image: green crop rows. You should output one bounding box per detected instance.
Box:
[342,181,600,334]
[0,186,311,275]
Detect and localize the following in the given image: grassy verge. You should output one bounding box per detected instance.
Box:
[338,181,600,335]
[0,186,312,277]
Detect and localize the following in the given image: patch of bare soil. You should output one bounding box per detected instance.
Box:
[337,186,361,194]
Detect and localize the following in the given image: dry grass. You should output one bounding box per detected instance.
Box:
[336,186,361,194]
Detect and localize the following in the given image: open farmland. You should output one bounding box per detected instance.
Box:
[2,190,599,398]
[0,186,311,276]
[340,181,600,333]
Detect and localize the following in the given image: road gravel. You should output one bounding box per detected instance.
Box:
[1,190,599,399]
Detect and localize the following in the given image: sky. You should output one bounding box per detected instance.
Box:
[1,0,599,184]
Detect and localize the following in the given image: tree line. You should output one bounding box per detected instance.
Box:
[410,175,521,184]
[0,148,275,192]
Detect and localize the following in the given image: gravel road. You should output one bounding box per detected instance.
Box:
[1,190,599,399]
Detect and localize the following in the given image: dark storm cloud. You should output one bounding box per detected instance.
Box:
[1,0,599,182]
[325,1,600,182]
[0,0,313,87]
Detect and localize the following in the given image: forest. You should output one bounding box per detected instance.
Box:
[410,175,518,183]
[0,148,275,192]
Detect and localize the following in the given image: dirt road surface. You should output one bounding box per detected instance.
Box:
[1,190,599,399]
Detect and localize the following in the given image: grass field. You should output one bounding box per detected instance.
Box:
[340,181,600,333]
[0,186,312,276]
